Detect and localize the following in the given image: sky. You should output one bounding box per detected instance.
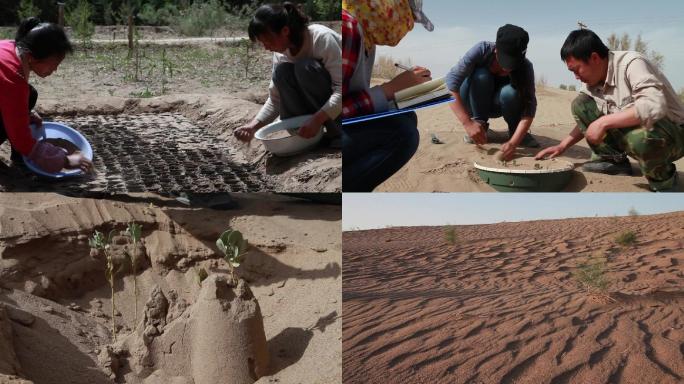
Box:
[343,193,684,230]
[376,0,684,90]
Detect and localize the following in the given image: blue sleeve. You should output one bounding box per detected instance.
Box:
[445,41,490,93]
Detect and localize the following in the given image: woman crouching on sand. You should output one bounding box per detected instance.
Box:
[0,17,92,173]
[234,2,342,145]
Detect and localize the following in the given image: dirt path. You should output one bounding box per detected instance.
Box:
[89,36,247,45]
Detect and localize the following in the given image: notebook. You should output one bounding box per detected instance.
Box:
[394,77,451,109]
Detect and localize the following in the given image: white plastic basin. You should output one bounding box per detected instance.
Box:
[255,115,324,157]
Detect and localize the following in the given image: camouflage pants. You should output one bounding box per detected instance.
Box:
[572,94,684,190]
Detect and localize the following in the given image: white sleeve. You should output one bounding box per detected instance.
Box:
[316,30,342,120]
[255,53,282,124]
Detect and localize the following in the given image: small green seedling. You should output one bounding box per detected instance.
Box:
[615,231,637,247]
[573,254,614,302]
[216,230,248,280]
[124,222,142,327]
[89,229,117,341]
[444,226,457,246]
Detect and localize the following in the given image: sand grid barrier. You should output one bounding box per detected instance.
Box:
[0,113,270,194]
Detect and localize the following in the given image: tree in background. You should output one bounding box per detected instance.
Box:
[4,0,341,27]
[65,0,95,49]
[303,0,340,21]
[18,0,40,20]
[606,32,664,71]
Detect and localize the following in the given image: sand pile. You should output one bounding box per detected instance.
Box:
[108,275,269,384]
[344,211,684,384]
[0,193,341,384]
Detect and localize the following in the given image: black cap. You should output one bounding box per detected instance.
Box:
[496,24,529,71]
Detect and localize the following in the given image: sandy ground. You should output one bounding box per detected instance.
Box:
[375,86,684,192]
[0,192,341,384]
[343,212,684,384]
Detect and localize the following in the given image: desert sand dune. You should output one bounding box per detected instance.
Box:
[375,87,684,192]
[343,212,684,384]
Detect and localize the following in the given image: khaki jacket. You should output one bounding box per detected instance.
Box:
[582,51,684,129]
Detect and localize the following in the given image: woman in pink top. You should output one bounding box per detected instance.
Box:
[0,17,92,173]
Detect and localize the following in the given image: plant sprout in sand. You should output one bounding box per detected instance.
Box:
[124,222,142,326]
[216,230,248,281]
[444,226,457,246]
[615,230,637,247]
[89,230,118,341]
[574,254,614,302]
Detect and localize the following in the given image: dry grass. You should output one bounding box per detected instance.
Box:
[615,231,637,247]
[574,253,611,294]
[444,226,457,245]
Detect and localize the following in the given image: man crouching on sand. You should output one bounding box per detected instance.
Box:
[536,29,684,191]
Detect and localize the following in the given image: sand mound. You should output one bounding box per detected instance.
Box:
[111,275,268,383]
[0,193,341,384]
[344,211,684,383]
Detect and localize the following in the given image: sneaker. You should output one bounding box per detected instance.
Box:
[582,158,633,175]
[518,133,540,148]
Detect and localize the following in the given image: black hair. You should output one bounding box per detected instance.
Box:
[15,17,73,60]
[560,29,609,62]
[248,2,310,49]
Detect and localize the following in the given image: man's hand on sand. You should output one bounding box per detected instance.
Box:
[499,141,516,161]
[535,145,564,160]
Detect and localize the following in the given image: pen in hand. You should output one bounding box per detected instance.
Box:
[394,62,412,71]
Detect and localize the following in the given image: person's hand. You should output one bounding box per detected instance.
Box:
[234,125,256,142]
[298,115,324,139]
[383,66,432,99]
[66,152,93,173]
[535,144,565,160]
[585,119,607,145]
[499,141,516,161]
[464,120,486,145]
[29,111,43,127]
